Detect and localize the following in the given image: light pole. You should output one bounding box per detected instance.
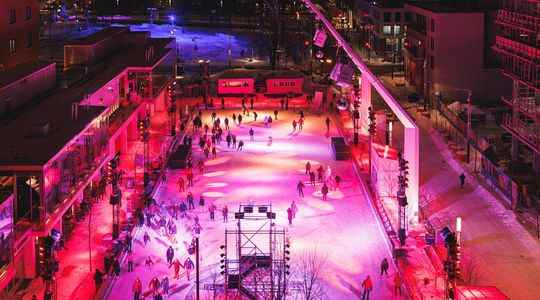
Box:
[368,106,376,178]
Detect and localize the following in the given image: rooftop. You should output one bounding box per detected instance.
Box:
[407,1,488,13]
[0,61,54,89]
[67,27,128,46]
[371,0,405,9]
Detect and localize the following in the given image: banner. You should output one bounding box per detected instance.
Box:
[329,63,354,86]
[313,29,328,48]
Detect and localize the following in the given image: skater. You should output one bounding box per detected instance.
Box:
[143,231,151,246]
[222,205,229,222]
[177,176,185,193]
[209,203,217,220]
[287,207,293,225]
[317,165,324,182]
[321,183,329,201]
[292,120,297,131]
[132,277,142,300]
[232,113,237,124]
[249,128,254,141]
[267,136,272,146]
[459,173,466,189]
[149,276,161,296]
[297,180,305,197]
[238,114,243,125]
[166,246,174,266]
[274,110,278,120]
[171,258,183,279]
[226,132,232,148]
[253,111,258,121]
[125,231,133,252]
[186,168,194,187]
[305,161,311,174]
[298,117,304,131]
[197,160,204,174]
[309,171,316,186]
[187,192,195,210]
[184,257,195,281]
[212,145,217,158]
[394,272,402,296]
[325,117,331,132]
[380,258,389,276]
[237,140,244,151]
[335,175,342,190]
[361,275,373,300]
[224,117,229,130]
[211,111,216,122]
[232,134,237,148]
[127,252,134,272]
[145,256,154,269]
[199,195,205,207]
[268,116,273,127]
[250,97,254,109]
[291,200,298,218]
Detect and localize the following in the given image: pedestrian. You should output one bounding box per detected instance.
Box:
[209,203,216,220]
[287,207,293,225]
[321,183,329,201]
[226,132,232,148]
[237,140,244,151]
[238,114,243,125]
[325,117,331,132]
[212,145,217,158]
[393,272,402,296]
[94,268,103,288]
[127,252,134,272]
[125,231,133,252]
[380,258,389,276]
[292,120,297,131]
[297,180,305,198]
[253,111,258,121]
[166,246,174,266]
[232,134,237,148]
[274,110,278,120]
[184,257,195,281]
[459,173,466,188]
[199,195,205,207]
[143,231,151,246]
[187,192,195,210]
[232,113,237,124]
[177,176,185,193]
[309,171,316,186]
[222,205,229,222]
[291,200,298,218]
[224,117,229,130]
[161,276,170,297]
[186,168,194,187]
[149,276,160,295]
[298,117,304,131]
[317,165,324,182]
[305,161,311,174]
[249,128,254,141]
[361,275,373,300]
[171,258,183,279]
[132,277,142,300]
[145,256,154,269]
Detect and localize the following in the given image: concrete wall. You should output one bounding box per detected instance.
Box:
[0,63,56,116]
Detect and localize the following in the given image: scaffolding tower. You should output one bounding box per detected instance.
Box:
[221,204,289,300]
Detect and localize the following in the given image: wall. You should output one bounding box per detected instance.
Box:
[0,0,40,69]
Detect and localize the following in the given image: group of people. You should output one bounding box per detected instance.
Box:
[297,161,342,202]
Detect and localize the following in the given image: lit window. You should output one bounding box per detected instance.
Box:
[9,39,16,55]
[383,25,392,35]
[25,6,31,20]
[9,9,16,24]
[394,25,401,35]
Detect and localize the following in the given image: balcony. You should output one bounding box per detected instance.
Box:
[492,36,540,89]
[496,9,540,34]
[501,114,540,153]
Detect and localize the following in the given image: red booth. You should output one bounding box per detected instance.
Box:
[265,77,304,95]
[217,78,255,95]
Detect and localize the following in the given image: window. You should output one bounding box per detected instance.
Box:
[384,12,391,22]
[431,19,435,32]
[430,55,435,69]
[430,37,434,50]
[9,39,16,55]
[26,32,32,48]
[25,6,31,20]
[9,9,16,24]
[394,25,401,35]
[405,12,412,22]
[383,25,392,35]
[395,12,401,22]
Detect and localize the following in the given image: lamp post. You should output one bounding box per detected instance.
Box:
[368,106,376,178]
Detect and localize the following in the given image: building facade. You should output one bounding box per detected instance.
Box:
[0,0,40,70]
[492,0,540,172]
[403,2,510,102]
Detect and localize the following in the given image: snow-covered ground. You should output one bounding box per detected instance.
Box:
[106,110,404,299]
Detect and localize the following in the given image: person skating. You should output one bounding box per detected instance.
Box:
[335,175,341,190]
[127,252,134,272]
[309,171,316,186]
[177,176,185,193]
[253,111,258,121]
[132,277,142,300]
[143,231,151,246]
[226,132,232,148]
[161,276,170,297]
[237,140,244,151]
[305,161,311,175]
[113,257,121,276]
[166,246,175,266]
[186,168,194,187]
[171,258,183,279]
[145,256,154,269]
[232,134,237,148]
[325,117,331,132]
[292,120,297,131]
[238,114,243,125]
[212,145,217,158]
[209,203,216,220]
[125,231,133,252]
[459,173,466,189]
[187,192,195,210]
[298,117,304,131]
[232,113,237,124]
[297,180,305,197]
[268,116,273,127]
[274,110,278,120]
[291,200,298,218]
[249,128,254,141]
[287,207,293,225]
[380,258,389,276]
[184,257,195,281]
[250,97,254,109]
[211,111,217,122]
[321,183,329,201]
[224,117,229,130]
[317,165,324,182]
[361,275,373,300]
[199,195,205,207]
[222,205,229,222]
[394,272,402,296]
[149,276,161,296]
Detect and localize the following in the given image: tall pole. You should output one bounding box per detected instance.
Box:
[88,203,92,273]
[466,91,472,163]
[196,237,200,300]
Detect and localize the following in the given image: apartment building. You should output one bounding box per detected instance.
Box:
[403,1,510,102]
[0,28,176,295]
[492,0,540,172]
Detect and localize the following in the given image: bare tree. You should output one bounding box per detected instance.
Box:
[297,250,328,300]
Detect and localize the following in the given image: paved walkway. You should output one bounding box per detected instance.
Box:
[107,109,405,299]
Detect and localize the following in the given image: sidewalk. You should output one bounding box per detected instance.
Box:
[377,75,540,299]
